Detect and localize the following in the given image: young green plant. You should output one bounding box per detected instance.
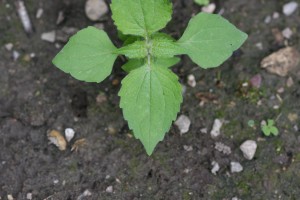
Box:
[52,0,247,155]
[262,119,279,136]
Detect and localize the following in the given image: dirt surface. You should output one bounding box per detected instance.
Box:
[1,0,300,199]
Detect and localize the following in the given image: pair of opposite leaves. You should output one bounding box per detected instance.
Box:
[53,0,247,155]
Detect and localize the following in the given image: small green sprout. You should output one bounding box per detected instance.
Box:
[261,119,279,136]
[52,0,247,155]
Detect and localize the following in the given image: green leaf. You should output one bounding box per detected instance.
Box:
[270,127,279,136]
[122,57,180,73]
[154,57,180,68]
[52,27,118,83]
[122,59,144,72]
[117,41,147,59]
[177,13,248,69]
[267,119,274,126]
[151,33,183,58]
[262,126,271,136]
[111,0,172,37]
[194,0,210,6]
[119,63,182,155]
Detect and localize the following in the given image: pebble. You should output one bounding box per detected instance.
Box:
[187,74,196,87]
[240,140,257,160]
[13,50,20,61]
[264,15,271,24]
[26,193,32,200]
[210,119,223,138]
[255,42,263,50]
[85,0,108,21]
[282,27,293,39]
[201,3,216,13]
[106,186,113,193]
[286,77,294,87]
[41,31,56,43]
[65,128,75,142]
[200,128,208,134]
[5,43,13,51]
[215,142,231,155]
[77,189,92,200]
[48,130,67,151]
[175,115,191,135]
[261,47,300,77]
[36,8,43,19]
[230,162,243,173]
[94,23,105,30]
[283,1,298,16]
[211,161,220,175]
[183,145,193,152]
[7,195,14,200]
[56,11,65,25]
[272,12,280,19]
[56,27,78,42]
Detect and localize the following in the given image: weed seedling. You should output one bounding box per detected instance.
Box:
[262,119,279,136]
[52,0,247,155]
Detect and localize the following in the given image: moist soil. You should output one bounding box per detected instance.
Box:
[1,0,300,199]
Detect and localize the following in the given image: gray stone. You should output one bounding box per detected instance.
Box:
[175,115,191,135]
[41,31,56,43]
[211,161,220,175]
[240,140,257,160]
[283,1,298,16]
[210,119,223,137]
[85,0,108,21]
[230,162,243,173]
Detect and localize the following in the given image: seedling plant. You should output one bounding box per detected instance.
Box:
[53,0,247,155]
[262,119,279,136]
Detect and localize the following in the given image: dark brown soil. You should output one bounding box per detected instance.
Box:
[1,0,300,199]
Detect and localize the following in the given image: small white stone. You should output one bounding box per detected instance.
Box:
[264,15,271,24]
[230,162,243,173]
[13,50,20,61]
[187,74,196,87]
[106,186,113,193]
[255,42,263,50]
[83,189,92,196]
[41,31,56,43]
[215,142,231,155]
[211,161,220,175]
[201,3,216,13]
[283,1,298,16]
[65,128,75,142]
[36,8,43,19]
[85,0,108,21]
[94,23,105,30]
[5,43,13,51]
[240,140,257,160]
[232,197,240,200]
[53,179,59,184]
[272,12,280,19]
[200,128,207,134]
[26,193,32,200]
[282,27,293,39]
[7,195,14,200]
[183,145,193,152]
[175,115,191,135]
[210,119,223,138]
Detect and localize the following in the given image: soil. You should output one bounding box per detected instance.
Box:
[1,0,300,199]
